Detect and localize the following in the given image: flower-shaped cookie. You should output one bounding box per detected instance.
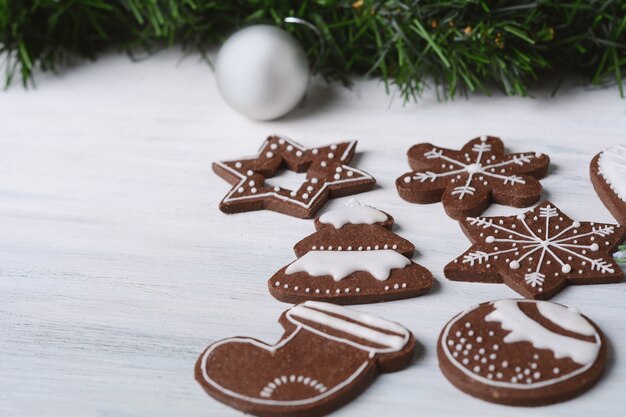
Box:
[396,136,550,219]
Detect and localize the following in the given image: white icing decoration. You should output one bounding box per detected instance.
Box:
[485,300,600,365]
[318,199,388,228]
[463,203,617,290]
[198,301,409,407]
[598,144,626,201]
[288,301,408,350]
[410,139,535,200]
[285,250,410,281]
[536,302,596,336]
[441,300,601,390]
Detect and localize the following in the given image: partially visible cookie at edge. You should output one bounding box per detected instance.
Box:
[590,144,626,225]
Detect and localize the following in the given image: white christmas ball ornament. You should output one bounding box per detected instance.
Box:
[216,25,310,120]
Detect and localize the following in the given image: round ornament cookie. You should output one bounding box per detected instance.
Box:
[269,200,433,304]
[196,301,415,417]
[438,299,606,406]
[590,144,626,225]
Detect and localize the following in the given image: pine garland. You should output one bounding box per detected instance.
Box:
[1,0,625,100]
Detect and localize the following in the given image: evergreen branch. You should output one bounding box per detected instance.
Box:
[0,0,625,100]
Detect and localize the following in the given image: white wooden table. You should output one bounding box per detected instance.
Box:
[1,49,625,417]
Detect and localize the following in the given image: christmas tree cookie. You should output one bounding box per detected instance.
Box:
[396,136,550,219]
[269,200,434,304]
[590,144,626,225]
[444,201,625,299]
[196,301,415,416]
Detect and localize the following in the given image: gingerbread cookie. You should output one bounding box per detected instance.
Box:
[269,200,433,304]
[438,299,606,406]
[396,136,550,219]
[213,135,376,218]
[196,301,415,416]
[444,201,625,299]
[590,144,626,225]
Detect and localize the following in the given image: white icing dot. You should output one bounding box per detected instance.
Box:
[237,187,244,193]
[249,180,255,186]
[562,264,572,273]
[270,143,278,150]
[478,348,485,354]
[247,170,254,176]
[334,174,341,180]
[251,187,257,193]
[573,221,581,227]
[328,153,335,159]
[533,372,541,379]
[290,191,297,197]
[305,288,310,293]
[296,150,303,157]
[473,366,481,373]
[355,288,360,292]
[404,176,411,183]
[591,243,599,251]
[462,358,469,365]
[266,151,274,158]
[321,161,327,167]
[385,286,390,291]
[393,284,399,290]
[402,283,407,288]
[274,186,281,192]
[347,171,354,177]
[392,244,398,249]
[235,162,242,168]
[278,139,285,144]
[509,260,520,270]
[330,144,337,150]
[496,372,503,379]
[480,136,487,142]
[302,193,309,199]
[275,281,280,286]
[476,336,483,343]
[294,286,299,291]
[553,368,560,374]
[486,236,495,243]
[284,284,288,289]
[311,178,319,184]
[312,149,318,155]
[287,145,293,151]
[502,361,508,368]
[335,167,343,173]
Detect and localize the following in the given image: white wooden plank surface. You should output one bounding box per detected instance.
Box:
[1,49,625,417]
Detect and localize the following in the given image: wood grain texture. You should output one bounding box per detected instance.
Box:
[0,50,624,417]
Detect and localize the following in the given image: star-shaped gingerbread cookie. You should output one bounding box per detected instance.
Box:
[213,136,376,218]
[444,201,625,299]
[396,136,550,219]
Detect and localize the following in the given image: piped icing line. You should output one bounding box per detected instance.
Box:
[485,300,600,365]
[440,300,602,390]
[288,303,407,351]
[319,199,388,228]
[285,250,411,281]
[598,144,626,201]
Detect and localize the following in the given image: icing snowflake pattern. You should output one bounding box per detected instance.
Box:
[397,136,550,219]
[445,201,625,299]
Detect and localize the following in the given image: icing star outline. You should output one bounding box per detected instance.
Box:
[396,136,550,219]
[444,201,626,299]
[213,135,376,218]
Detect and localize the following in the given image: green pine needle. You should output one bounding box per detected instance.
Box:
[0,0,625,100]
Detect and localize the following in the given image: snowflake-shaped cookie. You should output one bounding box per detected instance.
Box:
[396,136,550,219]
[445,201,625,299]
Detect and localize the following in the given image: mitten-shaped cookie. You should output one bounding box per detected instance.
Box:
[196,301,415,416]
[438,299,606,406]
[396,136,550,219]
[269,200,434,304]
[590,144,626,225]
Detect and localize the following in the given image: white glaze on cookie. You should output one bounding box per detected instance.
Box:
[285,250,410,281]
[598,144,626,201]
[485,300,599,365]
[319,199,388,228]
